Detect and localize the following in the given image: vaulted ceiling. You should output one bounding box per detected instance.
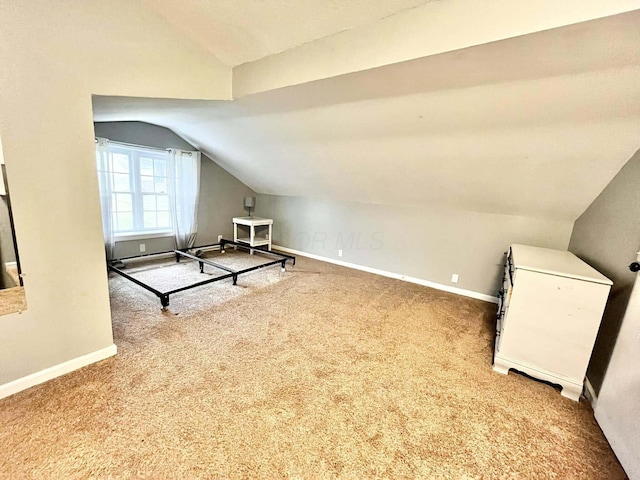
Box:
[94,5,640,221]
[139,0,437,66]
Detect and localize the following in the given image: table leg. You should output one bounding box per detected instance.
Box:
[250,225,255,254]
[233,222,238,250]
[268,224,272,251]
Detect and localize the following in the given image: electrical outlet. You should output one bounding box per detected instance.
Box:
[139,243,146,253]
[338,249,343,257]
[451,274,459,283]
[217,234,222,242]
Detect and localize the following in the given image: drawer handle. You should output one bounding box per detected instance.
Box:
[630,262,640,273]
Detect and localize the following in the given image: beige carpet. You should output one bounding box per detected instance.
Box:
[0,285,26,316]
[0,252,625,479]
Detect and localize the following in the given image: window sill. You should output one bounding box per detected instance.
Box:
[115,231,174,242]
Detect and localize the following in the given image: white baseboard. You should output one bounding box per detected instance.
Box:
[584,376,598,409]
[5,261,16,268]
[0,344,117,400]
[273,245,498,304]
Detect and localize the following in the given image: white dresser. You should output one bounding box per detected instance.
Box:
[494,244,612,401]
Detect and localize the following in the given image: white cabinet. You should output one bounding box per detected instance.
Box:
[494,244,612,401]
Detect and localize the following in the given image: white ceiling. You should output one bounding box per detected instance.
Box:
[138,0,435,66]
[94,11,640,221]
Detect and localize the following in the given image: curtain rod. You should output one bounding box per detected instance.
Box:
[94,138,194,155]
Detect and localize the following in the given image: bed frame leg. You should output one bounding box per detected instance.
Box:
[199,261,204,273]
[281,260,286,272]
[232,274,238,286]
[160,294,170,310]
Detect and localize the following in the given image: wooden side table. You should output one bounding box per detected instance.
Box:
[232,217,273,251]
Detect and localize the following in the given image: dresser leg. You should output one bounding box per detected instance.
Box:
[560,383,582,402]
[493,357,511,375]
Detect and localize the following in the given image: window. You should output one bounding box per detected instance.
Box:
[97,143,172,236]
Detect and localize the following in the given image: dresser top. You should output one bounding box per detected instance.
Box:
[510,244,612,285]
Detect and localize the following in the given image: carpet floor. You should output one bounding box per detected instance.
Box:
[0,252,625,479]
[0,285,26,317]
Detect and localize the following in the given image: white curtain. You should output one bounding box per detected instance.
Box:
[95,138,115,260]
[168,149,200,249]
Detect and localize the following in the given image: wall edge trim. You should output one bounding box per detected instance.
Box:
[0,344,117,400]
[274,244,498,304]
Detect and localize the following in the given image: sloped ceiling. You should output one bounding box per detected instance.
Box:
[138,0,436,66]
[93,11,640,221]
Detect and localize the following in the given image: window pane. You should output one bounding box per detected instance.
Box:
[143,195,156,211]
[117,212,133,231]
[143,212,157,229]
[157,211,171,228]
[155,177,168,194]
[154,159,167,177]
[98,143,177,235]
[156,195,169,211]
[140,157,154,176]
[113,154,129,174]
[116,193,132,212]
[141,175,154,193]
[113,173,130,192]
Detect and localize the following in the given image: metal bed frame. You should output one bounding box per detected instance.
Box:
[108,238,295,309]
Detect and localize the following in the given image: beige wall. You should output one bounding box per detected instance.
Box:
[568,149,640,393]
[0,1,230,385]
[257,195,573,297]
